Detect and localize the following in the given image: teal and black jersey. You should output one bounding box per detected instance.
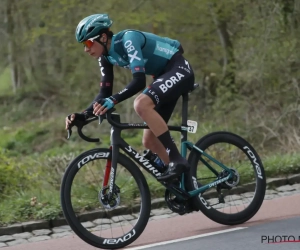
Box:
[103,29,181,76]
[84,30,187,113]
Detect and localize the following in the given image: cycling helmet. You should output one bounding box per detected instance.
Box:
[75,14,113,42]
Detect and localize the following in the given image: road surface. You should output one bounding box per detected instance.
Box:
[4,193,300,250]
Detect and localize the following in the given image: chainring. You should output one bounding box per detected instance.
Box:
[164,189,193,215]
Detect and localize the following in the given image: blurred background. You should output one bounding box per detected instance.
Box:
[1,0,300,225]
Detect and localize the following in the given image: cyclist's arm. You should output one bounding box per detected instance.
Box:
[110,31,146,104]
[83,56,114,113]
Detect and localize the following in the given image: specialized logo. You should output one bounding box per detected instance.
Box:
[166,148,170,155]
[153,78,164,84]
[124,146,161,177]
[159,72,185,93]
[208,176,230,188]
[124,40,141,63]
[109,167,115,194]
[128,123,145,127]
[185,60,191,70]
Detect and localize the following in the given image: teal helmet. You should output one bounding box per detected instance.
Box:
[75,14,113,42]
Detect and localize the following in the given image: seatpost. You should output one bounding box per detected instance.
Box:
[181,93,189,142]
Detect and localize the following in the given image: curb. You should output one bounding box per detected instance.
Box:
[0,174,299,236]
[0,198,167,236]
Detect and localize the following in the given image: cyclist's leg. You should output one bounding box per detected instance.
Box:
[134,54,194,181]
[142,130,169,164]
[142,102,177,165]
[134,95,183,169]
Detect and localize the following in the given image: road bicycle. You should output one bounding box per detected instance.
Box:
[60,83,266,249]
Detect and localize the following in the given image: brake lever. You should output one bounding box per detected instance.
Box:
[98,115,104,124]
[98,108,116,124]
[67,128,72,140]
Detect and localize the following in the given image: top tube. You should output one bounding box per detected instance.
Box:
[105,109,183,132]
[67,109,186,143]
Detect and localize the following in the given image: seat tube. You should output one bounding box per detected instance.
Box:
[181,93,188,143]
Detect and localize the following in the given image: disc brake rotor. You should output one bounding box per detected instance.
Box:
[99,185,120,209]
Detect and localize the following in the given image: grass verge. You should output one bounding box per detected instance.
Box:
[0,151,299,226]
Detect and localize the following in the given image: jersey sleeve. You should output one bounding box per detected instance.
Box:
[98,55,114,97]
[122,31,146,74]
[83,56,114,113]
[108,31,147,104]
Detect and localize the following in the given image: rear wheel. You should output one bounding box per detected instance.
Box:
[60,148,151,249]
[186,132,266,225]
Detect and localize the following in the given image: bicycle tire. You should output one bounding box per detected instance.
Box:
[186,131,266,225]
[60,148,151,249]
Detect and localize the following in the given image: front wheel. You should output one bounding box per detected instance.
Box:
[60,148,151,249]
[186,131,266,225]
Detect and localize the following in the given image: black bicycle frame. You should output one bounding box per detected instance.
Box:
[68,84,234,200]
[105,93,234,199]
[106,93,192,199]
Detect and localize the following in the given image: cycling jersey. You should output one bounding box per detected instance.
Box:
[84,29,195,121]
[104,29,181,76]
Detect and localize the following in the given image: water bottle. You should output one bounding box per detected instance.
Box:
[143,149,166,173]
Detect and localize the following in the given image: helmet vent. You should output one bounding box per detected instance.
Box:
[78,26,84,35]
[87,27,95,34]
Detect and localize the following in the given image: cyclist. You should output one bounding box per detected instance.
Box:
[65,14,195,181]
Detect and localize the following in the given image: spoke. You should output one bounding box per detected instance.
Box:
[196,142,259,215]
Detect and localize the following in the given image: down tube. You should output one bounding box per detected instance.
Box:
[119,140,163,179]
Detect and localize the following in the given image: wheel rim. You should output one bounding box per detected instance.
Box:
[193,141,263,215]
[63,155,145,243]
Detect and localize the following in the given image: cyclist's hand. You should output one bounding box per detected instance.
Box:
[93,97,116,115]
[65,113,86,130]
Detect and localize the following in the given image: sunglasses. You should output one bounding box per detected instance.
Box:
[82,35,100,48]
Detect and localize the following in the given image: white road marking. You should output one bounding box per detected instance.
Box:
[127,227,247,249]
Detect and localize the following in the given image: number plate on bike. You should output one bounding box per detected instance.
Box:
[187,120,198,133]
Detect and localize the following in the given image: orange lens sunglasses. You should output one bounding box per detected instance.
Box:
[82,35,100,48]
[82,40,94,48]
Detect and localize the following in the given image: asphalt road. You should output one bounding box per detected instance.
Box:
[128,217,300,250]
[4,193,300,250]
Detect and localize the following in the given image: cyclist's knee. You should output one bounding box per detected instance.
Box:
[134,95,154,116]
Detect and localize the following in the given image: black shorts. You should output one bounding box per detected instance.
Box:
[142,52,195,122]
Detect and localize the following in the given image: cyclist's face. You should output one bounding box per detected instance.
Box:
[84,40,103,59]
[84,35,107,59]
